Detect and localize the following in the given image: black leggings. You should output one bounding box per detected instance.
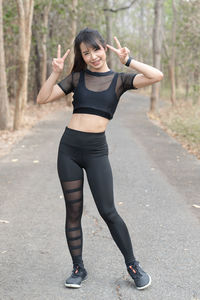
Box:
[57,126,136,268]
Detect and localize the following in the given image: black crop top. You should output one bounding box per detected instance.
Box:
[57,68,137,120]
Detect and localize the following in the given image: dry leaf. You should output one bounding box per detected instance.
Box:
[192,204,200,208]
[0,219,10,223]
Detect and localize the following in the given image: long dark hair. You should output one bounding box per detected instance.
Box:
[70,27,107,73]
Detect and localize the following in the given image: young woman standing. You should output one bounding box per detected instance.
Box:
[37,27,163,290]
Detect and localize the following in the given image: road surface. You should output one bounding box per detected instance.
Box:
[1,91,200,300]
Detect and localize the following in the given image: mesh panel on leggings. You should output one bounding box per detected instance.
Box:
[62,179,83,260]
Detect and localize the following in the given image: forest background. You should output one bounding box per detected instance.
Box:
[0,0,199,158]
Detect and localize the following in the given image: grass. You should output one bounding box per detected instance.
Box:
[148,100,200,159]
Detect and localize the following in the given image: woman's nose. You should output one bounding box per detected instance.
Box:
[90,51,97,60]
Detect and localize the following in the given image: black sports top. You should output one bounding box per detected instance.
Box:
[57,68,137,120]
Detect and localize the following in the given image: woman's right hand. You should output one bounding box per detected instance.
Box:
[52,44,70,74]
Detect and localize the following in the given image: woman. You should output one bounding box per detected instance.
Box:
[37,27,163,290]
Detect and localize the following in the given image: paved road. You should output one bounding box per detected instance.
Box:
[1,91,200,300]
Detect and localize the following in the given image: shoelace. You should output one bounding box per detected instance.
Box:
[128,261,141,275]
[73,265,80,275]
[129,265,137,274]
[72,265,83,276]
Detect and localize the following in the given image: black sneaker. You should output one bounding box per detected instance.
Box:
[65,264,88,288]
[127,260,151,290]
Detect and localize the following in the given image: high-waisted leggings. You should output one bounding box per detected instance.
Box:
[57,126,136,268]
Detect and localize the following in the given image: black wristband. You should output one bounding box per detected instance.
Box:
[125,56,133,67]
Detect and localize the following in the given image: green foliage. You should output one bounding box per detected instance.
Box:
[2,0,200,105]
[3,2,18,36]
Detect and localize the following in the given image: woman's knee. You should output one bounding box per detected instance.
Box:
[100,208,120,224]
[66,201,83,222]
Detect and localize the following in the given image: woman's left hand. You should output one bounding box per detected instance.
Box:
[106,36,130,65]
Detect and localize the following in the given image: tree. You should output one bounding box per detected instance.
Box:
[162,0,177,105]
[0,0,10,129]
[41,0,52,86]
[103,0,137,69]
[13,0,34,130]
[150,0,164,113]
[65,0,78,106]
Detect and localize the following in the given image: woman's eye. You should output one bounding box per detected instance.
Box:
[84,49,98,55]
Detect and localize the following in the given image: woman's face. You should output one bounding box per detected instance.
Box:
[80,42,107,71]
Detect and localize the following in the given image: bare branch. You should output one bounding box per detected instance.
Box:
[103,0,137,13]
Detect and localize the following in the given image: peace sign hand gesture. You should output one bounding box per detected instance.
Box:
[106,37,130,65]
[52,45,70,74]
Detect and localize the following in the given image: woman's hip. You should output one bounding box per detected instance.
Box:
[58,126,109,159]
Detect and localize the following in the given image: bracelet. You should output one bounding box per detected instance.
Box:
[125,56,133,67]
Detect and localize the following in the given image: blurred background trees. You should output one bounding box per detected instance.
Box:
[0,0,199,130]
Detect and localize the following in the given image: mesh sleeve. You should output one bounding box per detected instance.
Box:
[121,72,138,91]
[57,72,74,95]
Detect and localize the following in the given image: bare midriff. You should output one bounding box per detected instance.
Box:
[67,113,109,133]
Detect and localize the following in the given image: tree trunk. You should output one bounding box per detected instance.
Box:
[14,0,34,130]
[33,41,41,103]
[169,63,176,104]
[150,0,163,113]
[104,0,113,69]
[0,0,10,129]
[193,67,200,104]
[138,0,144,62]
[41,1,52,86]
[184,79,189,101]
[66,0,78,106]
[169,0,176,105]
[103,0,137,69]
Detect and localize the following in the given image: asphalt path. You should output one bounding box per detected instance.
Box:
[1,91,200,300]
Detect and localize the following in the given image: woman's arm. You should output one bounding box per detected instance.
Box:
[36,72,64,104]
[128,59,163,89]
[36,45,70,104]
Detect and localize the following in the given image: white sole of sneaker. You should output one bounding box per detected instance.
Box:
[65,276,88,288]
[136,274,151,290]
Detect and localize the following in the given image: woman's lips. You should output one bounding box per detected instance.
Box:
[92,59,101,65]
